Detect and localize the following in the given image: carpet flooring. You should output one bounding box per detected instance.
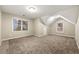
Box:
[0,35,79,54]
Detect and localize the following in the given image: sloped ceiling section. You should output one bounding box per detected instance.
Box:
[55,7,79,24]
[40,15,75,26]
[40,7,79,25]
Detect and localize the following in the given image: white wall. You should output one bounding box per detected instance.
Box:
[34,18,47,37]
[75,16,79,48]
[48,18,75,38]
[0,10,1,45]
[1,12,34,41]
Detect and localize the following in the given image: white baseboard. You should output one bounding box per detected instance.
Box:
[2,33,75,42]
[2,34,33,41]
[34,34,47,37]
[48,33,75,38]
[33,35,43,37]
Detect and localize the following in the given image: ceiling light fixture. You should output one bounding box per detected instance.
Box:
[26,6,37,13]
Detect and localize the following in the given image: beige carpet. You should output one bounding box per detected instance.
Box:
[0,35,79,54]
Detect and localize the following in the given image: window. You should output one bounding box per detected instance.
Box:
[22,21,28,30]
[56,22,64,33]
[13,17,28,31]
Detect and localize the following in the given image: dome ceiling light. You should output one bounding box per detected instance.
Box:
[26,6,37,13]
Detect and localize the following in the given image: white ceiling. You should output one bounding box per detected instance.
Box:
[0,5,78,19]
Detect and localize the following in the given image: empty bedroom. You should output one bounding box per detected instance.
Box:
[0,5,79,54]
